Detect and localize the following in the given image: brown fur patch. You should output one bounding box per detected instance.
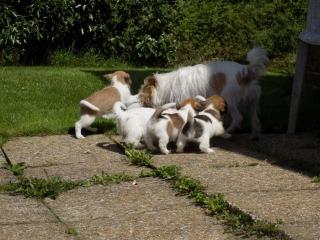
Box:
[211,72,226,94]
[103,71,132,85]
[204,109,221,121]
[236,69,252,86]
[170,113,185,129]
[138,84,156,107]
[162,113,185,130]
[166,121,174,136]
[138,75,158,107]
[177,98,206,112]
[81,86,120,116]
[204,95,226,112]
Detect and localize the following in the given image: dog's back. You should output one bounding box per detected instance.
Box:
[82,86,120,116]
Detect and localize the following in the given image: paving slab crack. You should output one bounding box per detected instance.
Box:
[1,147,12,166]
[220,187,320,195]
[41,199,83,240]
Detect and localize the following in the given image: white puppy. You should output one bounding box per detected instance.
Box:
[176,95,227,153]
[75,71,135,139]
[144,98,205,154]
[138,47,269,139]
[112,101,156,148]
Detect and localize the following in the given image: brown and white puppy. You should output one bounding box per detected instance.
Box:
[75,71,134,139]
[143,97,205,154]
[176,95,228,153]
[138,47,269,139]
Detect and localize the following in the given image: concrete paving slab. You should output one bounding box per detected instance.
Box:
[23,159,143,181]
[3,134,118,167]
[152,149,265,169]
[282,222,320,240]
[4,134,145,180]
[72,209,237,240]
[0,195,57,225]
[233,133,320,174]
[225,190,320,224]
[45,178,239,240]
[153,154,318,193]
[0,169,15,185]
[0,223,73,240]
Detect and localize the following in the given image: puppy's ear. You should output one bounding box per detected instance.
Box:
[194,102,206,112]
[198,100,207,109]
[103,73,113,81]
[213,97,226,112]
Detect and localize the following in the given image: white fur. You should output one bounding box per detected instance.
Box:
[113,101,156,148]
[144,104,196,154]
[176,105,226,154]
[147,47,269,139]
[75,74,134,139]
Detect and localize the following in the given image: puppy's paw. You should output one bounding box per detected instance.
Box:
[76,134,85,139]
[201,148,215,154]
[161,149,171,155]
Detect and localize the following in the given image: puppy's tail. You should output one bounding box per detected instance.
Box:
[246,46,269,79]
[150,107,167,122]
[180,110,195,136]
[112,101,127,119]
[80,100,100,112]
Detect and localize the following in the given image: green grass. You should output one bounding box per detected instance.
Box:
[0,66,319,146]
[0,66,167,146]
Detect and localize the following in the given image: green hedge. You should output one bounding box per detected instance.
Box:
[0,0,307,68]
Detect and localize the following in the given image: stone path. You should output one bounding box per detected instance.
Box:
[1,134,320,240]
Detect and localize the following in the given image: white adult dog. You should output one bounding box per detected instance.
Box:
[138,47,269,139]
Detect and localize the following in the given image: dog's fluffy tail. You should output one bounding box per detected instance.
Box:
[112,101,127,119]
[246,46,269,79]
[80,100,100,112]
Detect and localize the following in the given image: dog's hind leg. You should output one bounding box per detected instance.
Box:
[249,102,261,140]
[226,104,243,133]
[75,114,96,139]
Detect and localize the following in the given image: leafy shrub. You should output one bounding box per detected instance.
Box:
[175,0,307,67]
[0,0,308,69]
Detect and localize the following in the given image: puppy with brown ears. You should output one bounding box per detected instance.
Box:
[176,95,228,153]
[144,97,205,154]
[75,71,134,139]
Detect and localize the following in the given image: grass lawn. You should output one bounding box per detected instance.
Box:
[0,67,319,146]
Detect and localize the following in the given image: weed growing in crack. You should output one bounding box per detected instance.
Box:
[66,227,78,236]
[125,147,154,168]
[0,172,137,199]
[1,176,83,199]
[312,176,320,183]
[88,172,134,186]
[3,162,26,176]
